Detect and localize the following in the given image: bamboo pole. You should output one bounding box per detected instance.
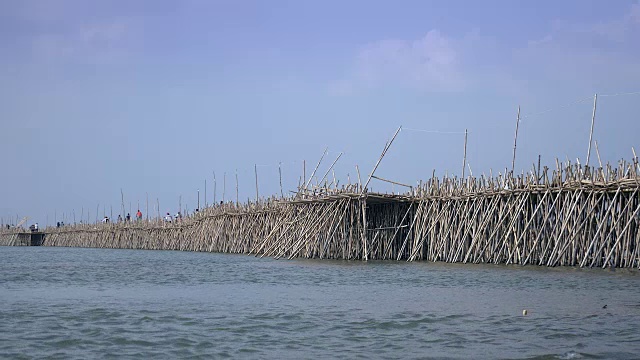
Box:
[362,126,402,195]
[304,148,328,190]
[319,152,343,185]
[121,189,125,218]
[512,106,520,174]
[279,162,284,198]
[586,94,597,168]
[462,128,468,180]
[255,164,259,202]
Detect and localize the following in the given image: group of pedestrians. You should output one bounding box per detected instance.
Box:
[102,210,144,224]
[163,212,183,223]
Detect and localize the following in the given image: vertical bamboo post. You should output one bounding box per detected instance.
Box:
[205,179,207,208]
[213,171,217,205]
[462,129,468,181]
[120,188,125,218]
[279,162,284,198]
[223,172,227,203]
[255,164,259,202]
[586,94,597,168]
[197,189,200,211]
[146,193,149,221]
[362,197,368,261]
[511,105,521,174]
[236,170,239,204]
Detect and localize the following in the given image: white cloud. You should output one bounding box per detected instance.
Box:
[32,20,132,64]
[331,30,464,95]
[630,1,640,23]
[548,1,639,44]
[513,2,640,90]
[332,2,640,97]
[80,22,127,44]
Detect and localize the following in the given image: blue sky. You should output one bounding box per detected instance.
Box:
[1,0,639,226]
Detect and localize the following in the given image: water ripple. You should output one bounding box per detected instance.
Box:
[1,247,639,359]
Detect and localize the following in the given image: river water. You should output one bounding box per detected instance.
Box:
[1,247,639,359]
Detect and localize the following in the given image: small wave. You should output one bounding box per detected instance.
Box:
[556,351,583,359]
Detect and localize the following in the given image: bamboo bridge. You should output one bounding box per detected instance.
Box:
[2,158,640,269]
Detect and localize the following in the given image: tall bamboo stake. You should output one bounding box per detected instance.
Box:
[586,94,597,168]
[305,148,328,190]
[319,152,343,185]
[462,129,468,180]
[121,189,125,218]
[213,172,217,204]
[362,126,402,195]
[255,164,259,202]
[512,106,520,174]
[279,162,284,198]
